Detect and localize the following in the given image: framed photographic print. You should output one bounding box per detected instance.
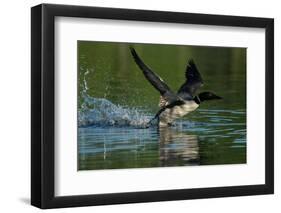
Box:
[31,3,274,209]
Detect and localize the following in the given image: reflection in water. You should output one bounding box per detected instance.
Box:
[78,126,201,170]
[158,127,199,166]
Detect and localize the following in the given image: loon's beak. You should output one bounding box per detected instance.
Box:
[214,94,222,100]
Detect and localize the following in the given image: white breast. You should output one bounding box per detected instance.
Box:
[159,101,199,127]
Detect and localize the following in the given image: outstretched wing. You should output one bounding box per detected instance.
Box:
[177,59,203,99]
[130,47,179,103]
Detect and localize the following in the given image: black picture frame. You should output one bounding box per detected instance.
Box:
[31,3,274,209]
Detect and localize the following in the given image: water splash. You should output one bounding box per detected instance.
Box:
[78,67,151,128]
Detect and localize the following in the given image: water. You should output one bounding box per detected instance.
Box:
[78,41,246,170]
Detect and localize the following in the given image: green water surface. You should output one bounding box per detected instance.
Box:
[78,41,246,170]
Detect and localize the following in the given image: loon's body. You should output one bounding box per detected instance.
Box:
[130,47,221,127]
[158,100,199,127]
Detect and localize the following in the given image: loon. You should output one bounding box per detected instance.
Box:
[130,47,222,127]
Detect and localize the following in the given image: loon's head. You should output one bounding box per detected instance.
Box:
[198,92,222,102]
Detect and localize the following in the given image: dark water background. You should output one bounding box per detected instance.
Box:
[78,41,246,170]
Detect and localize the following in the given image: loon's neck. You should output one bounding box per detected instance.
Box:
[193,96,201,104]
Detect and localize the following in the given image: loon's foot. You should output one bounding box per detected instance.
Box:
[144,120,153,128]
[144,123,151,128]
